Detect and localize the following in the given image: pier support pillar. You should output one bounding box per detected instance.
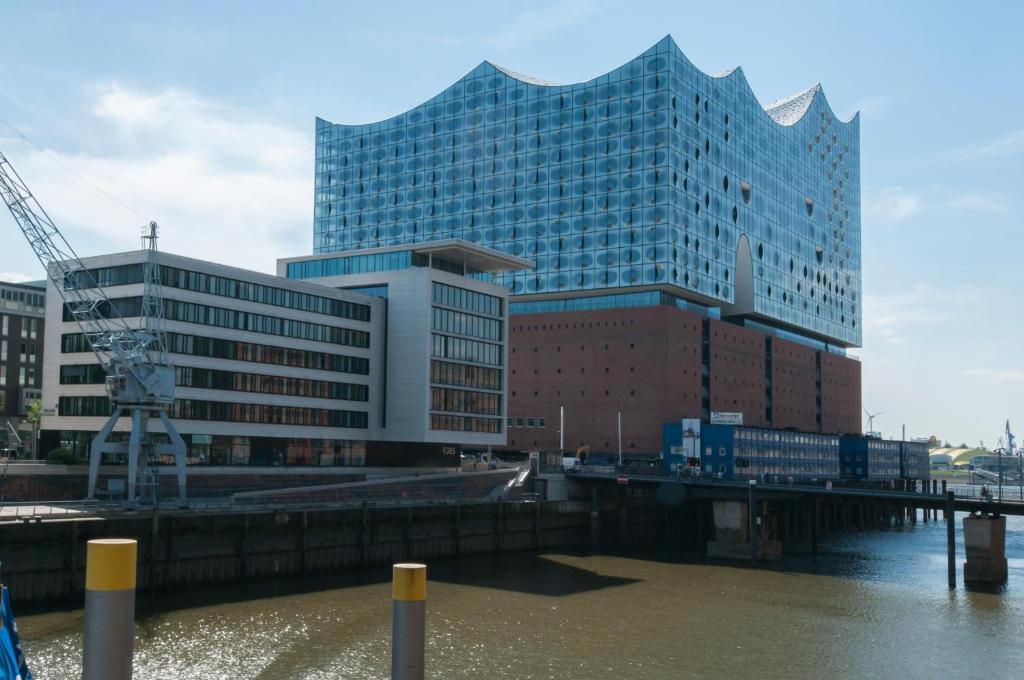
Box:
[452,504,462,557]
[963,513,1008,586]
[748,483,757,566]
[811,500,819,558]
[696,502,706,548]
[707,498,781,561]
[617,486,629,545]
[946,492,956,589]
[589,486,601,548]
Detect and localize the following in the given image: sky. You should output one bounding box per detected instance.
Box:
[0,0,1020,447]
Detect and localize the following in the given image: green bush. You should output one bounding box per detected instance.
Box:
[46,447,77,465]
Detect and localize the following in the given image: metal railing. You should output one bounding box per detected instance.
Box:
[0,499,107,520]
[948,483,1024,502]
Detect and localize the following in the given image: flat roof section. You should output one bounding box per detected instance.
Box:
[278,239,535,275]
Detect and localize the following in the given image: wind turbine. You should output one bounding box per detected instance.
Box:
[864,408,883,437]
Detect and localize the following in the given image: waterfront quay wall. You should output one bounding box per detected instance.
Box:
[2,498,649,608]
[0,464,470,502]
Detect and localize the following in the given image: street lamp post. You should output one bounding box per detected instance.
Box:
[617,411,622,466]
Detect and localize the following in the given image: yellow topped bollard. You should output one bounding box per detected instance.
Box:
[391,563,426,680]
[83,539,137,680]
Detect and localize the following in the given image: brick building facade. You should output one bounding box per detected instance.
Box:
[505,305,860,455]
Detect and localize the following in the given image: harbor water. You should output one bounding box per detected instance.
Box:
[18,512,1024,679]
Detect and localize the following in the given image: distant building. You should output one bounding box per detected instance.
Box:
[840,436,901,481]
[928,447,991,470]
[41,241,526,467]
[0,279,45,452]
[310,36,862,453]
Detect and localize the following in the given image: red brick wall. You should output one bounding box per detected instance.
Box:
[820,352,862,434]
[708,320,766,427]
[770,338,819,431]
[506,306,862,453]
[506,306,702,455]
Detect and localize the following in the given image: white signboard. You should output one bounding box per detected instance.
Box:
[710,411,744,426]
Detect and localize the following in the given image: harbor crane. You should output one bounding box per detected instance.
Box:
[0,149,186,505]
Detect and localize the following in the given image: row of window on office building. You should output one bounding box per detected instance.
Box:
[0,288,44,312]
[66,263,371,322]
[64,297,370,348]
[63,332,371,376]
[58,396,369,429]
[1,316,39,339]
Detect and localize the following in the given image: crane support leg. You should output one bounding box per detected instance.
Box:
[88,407,123,499]
[126,409,142,505]
[158,409,187,505]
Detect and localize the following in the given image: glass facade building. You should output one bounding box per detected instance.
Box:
[312,36,861,347]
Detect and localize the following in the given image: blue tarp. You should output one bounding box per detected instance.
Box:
[0,586,31,680]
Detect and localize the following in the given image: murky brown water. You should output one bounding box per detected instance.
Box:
[18,512,1024,679]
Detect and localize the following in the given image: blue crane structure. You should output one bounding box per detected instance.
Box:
[0,149,186,505]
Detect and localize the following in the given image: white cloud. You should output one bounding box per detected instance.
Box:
[486,0,604,51]
[961,368,1024,383]
[0,272,34,283]
[862,282,982,345]
[954,129,1024,160]
[945,192,1008,214]
[862,186,921,222]
[0,83,310,274]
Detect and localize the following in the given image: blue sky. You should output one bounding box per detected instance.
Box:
[0,0,1020,447]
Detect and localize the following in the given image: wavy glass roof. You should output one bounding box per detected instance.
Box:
[764,85,823,126]
[486,61,561,87]
[312,35,862,347]
[323,35,855,131]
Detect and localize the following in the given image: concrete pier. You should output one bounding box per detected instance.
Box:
[963,513,1008,586]
[707,500,781,561]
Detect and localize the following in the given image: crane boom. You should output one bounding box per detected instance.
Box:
[0,149,186,504]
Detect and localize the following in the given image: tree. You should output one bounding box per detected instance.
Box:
[25,399,41,460]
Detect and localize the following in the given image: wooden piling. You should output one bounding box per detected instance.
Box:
[696,502,705,547]
[452,504,461,557]
[946,491,956,589]
[811,499,819,557]
[748,483,757,566]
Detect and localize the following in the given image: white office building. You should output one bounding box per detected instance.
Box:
[41,240,529,467]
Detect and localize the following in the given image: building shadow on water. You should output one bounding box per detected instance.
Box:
[120,550,641,617]
[427,550,642,597]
